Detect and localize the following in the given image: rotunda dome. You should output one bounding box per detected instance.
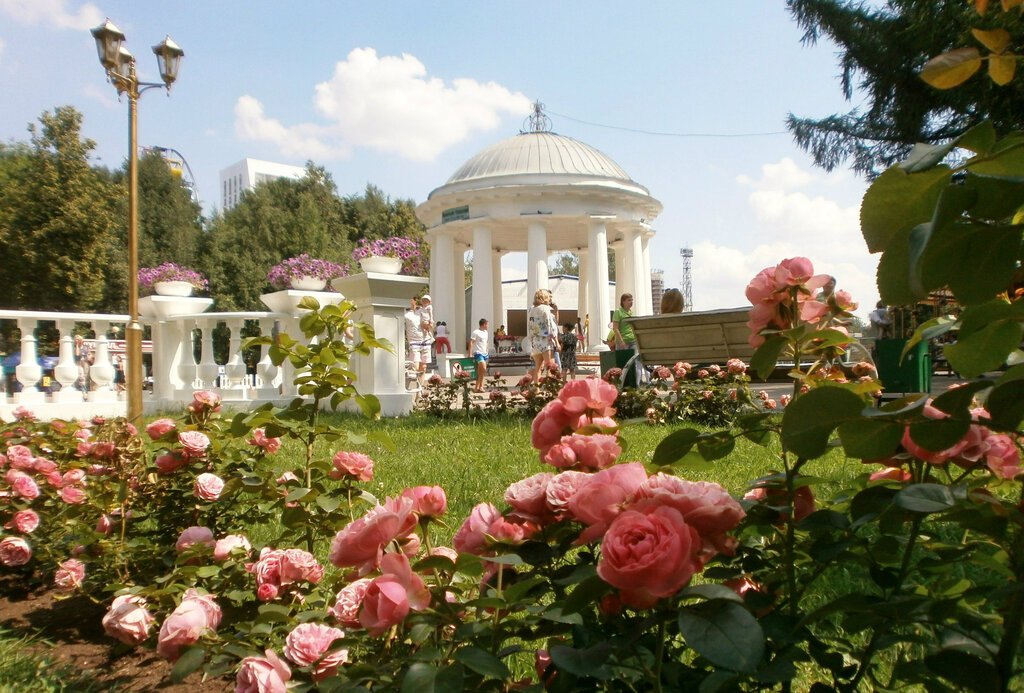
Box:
[447,131,632,184]
[429,131,652,199]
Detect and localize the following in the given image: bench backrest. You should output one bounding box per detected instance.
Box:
[625,308,754,366]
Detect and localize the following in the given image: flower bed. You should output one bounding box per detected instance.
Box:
[1,235,1023,690]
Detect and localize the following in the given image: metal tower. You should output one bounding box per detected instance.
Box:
[680,247,693,312]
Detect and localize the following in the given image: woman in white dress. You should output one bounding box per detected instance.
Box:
[526,288,558,381]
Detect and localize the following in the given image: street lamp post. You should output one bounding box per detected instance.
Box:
[91,19,183,425]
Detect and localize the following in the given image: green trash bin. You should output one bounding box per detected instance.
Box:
[600,349,639,388]
[875,339,931,394]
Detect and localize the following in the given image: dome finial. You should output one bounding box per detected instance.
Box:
[521,100,552,134]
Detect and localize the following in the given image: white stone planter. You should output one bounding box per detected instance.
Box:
[260,289,344,317]
[358,256,402,274]
[153,280,195,297]
[288,276,327,291]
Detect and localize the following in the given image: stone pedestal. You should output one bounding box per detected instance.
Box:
[331,272,428,416]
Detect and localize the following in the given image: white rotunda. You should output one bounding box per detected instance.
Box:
[415,106,663,352]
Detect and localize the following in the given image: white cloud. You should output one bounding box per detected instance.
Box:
[688,159,879,319]
[0,0,102,30]
[235,47,531,162]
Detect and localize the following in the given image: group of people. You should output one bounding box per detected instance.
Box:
[413,285,690,392]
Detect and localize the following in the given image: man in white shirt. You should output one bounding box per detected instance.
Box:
[405,297,430,388]
[468,318,489,393]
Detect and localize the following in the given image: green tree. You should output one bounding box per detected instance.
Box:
[201,164,352,311]
[134,151,204,269]
[786,0,1024,176]
[0,106,122,312]
[342,183,424,245]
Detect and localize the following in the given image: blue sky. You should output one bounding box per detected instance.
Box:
[0,1,881,316]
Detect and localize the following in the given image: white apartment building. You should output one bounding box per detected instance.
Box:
[219,158,306,211]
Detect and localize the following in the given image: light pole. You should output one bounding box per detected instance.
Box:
[91,19,183,425]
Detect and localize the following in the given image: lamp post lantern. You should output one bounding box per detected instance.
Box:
[91,18,183,425]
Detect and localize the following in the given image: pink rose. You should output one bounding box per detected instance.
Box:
[360,553,430,637]
[194,472,225,502]
[986,434,1023,479]
[542,433,622,471]
[531,399,575,453]
[235,649,291,693]
[544,470,589,519]
[257,583,279,602]
[283,623,348,681]
[5,445,33,469]
[96,514,114,535]
[557,378,618,418]
[504,473,555,523]
[189,390,221,413]
[156,591,221,661]
[598,506,703,609]
[402,485,447,518]
[569,462,649,544]
[176,526,215,552]
[213,534,252,561]
[249,547,283,587]
[146,418,176,440]
[0,536,32,566]
[54,558,85,591]
[744,484,816,523]
[102,594,155,646]
[9,471,39,500]
[278,549,324,585]
[330,451,374,481]
[155,452,188,474]
[329,495,417,577]
[178,430,211,457]
[32,457,57,474]
[634,474,745,556]
[62,469,86,485]
[6,509,40,533]
[248,428,282,454]
[452,502,504,555]
[91,442,116,460]
[331,578,372,627]
[59,486,86,504]
[276,471,299,485]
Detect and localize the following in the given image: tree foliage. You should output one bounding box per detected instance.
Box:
[0,107,122,312]
[786,0,1024,176]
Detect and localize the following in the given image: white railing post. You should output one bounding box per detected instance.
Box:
[256,318,279,397]
[177,321,197,391]
[88,321,117,402]
[53,320,83,403]
[197,319,220,390]
[14,318,43,403]
[224,318,248,396]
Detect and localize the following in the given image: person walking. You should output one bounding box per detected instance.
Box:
[404,297,430,389]
[468,318,489,393]
[559,323,578,380]
[434,321,451,355]
[527,289,558,381]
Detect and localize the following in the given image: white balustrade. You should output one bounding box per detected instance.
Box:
[0,277,424,421]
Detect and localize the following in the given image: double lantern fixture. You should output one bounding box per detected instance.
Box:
[90,18,184,424]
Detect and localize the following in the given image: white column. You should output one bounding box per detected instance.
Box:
[491,250,504,341]
[577,248,590,349]
[588,220,612,351]
[471,225,494,336]
[453,243,467,351]
[527,222,549,301]
[628,227,646,315]
[641,232,654,315]
[613,240,630,303]
[432,232,456,352]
